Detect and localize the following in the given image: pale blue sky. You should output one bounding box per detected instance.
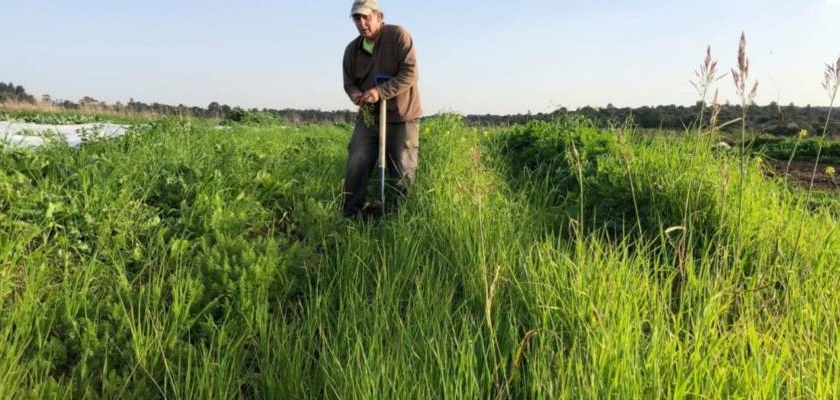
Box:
[1,0,838,115]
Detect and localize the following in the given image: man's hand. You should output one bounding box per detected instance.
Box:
[350,91,364,105]
[361,88,381,104]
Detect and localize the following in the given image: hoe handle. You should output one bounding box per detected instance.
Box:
[374,74,391,206]
[379,98,387,205]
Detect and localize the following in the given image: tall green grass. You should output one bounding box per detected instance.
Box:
[0,111,838,398]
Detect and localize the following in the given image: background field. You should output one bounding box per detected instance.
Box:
[1,110,839,398]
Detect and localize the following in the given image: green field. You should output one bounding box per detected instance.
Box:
[1,113,839,398]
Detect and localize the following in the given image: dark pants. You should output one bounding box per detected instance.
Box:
[343,119,419,217]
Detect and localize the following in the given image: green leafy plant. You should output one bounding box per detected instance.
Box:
[359,104,375,128]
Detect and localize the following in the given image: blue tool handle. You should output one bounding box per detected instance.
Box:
[375,74,392,86]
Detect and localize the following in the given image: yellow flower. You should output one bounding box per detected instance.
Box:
[826,166,836,176]
[798,129,809,139]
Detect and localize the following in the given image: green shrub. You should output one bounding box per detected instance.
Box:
[490,117,722,241]
[221,108,284,126]
[751,136,840,164]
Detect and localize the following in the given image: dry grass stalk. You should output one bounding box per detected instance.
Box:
[790,54,840,272]
[512,329,547,370]
[485,264,502,333]
[0,100,61,113]
[0,99,164,120]
[731,32,759,271]
[710,89,721,129]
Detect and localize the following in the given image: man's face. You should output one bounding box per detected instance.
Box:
[352,12,382,40]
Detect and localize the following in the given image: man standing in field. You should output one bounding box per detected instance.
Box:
[342,0,422,218]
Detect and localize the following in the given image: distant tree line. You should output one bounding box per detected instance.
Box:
[0,82,36,103]
[2,82,838,135]
[464,102,840,136]
[0,82,357,124]
[56,97,356,125]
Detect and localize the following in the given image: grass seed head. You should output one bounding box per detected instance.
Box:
[823,55,840,98]
[737,32,749,79]
[731,67,741,93]
[692,45,719,99]
[732,32,758,104]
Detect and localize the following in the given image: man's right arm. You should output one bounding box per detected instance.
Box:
[343,44,363,104]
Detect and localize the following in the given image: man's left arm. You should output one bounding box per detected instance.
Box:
[377,26,418,100]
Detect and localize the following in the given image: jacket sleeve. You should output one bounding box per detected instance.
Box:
[343,42,362,98]
[377,26,418,101]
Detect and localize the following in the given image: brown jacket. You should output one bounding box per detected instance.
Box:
[343,24,422,122]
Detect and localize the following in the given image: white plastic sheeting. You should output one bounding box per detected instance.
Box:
[0,121,129,147]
